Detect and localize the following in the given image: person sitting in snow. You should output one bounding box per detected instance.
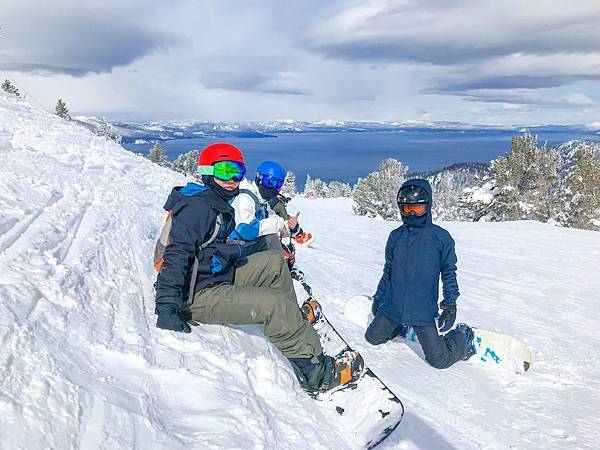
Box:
[229,161,295,251]
[365,178,476,368]
[154,143,363,392]
[229,160,307,277]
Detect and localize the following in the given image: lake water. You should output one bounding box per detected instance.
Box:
[123,129,599,189]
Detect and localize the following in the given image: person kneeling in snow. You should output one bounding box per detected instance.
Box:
[154,143,362,392]
[365,178,476,368]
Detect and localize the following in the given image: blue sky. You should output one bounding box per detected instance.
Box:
[2,0,600,126]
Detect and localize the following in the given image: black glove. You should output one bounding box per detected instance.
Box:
[370,296,381,316]
[156,305,191,333]
[437,303,457,333]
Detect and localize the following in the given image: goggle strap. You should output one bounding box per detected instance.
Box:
[198,165,214,176]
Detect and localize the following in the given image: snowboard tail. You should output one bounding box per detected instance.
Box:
[472,328,533,374]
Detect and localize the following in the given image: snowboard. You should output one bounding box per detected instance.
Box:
[344,295,533,375]
[293,283,404,449]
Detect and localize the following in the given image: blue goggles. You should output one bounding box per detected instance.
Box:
[258,174,285,191]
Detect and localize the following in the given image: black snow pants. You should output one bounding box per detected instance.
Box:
[365,311,467,369]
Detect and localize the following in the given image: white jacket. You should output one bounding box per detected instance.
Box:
[230,178,286,241]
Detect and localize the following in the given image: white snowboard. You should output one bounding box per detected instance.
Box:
[472,328,533,374]
[293,287,404,448]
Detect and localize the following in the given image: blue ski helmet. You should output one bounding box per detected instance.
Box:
[255,161,286,191]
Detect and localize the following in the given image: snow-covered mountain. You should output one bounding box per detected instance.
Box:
[413,163,490,220]
[555,139,600,175]
[2,93,600,449]
[80,116,592,144]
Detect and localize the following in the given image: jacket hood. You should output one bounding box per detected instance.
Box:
[163,183,208,211]
[399,178,433,226]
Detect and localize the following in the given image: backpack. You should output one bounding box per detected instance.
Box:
[153,208,223,306]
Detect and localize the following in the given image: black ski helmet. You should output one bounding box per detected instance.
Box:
[397,184,429,206]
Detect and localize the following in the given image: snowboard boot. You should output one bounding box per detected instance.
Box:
[456,323,477,361]
[300,299,322,324]
[290,351,364,394]
[320,350,364,392]
[294,231,314,246]
[289,356,326,394]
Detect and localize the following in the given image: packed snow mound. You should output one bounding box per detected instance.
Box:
[0,94,339,449]
[1,93,600,449]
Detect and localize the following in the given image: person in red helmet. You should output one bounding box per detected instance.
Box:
[154,142,363,393]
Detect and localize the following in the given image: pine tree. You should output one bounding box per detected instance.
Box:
[487,134,560,222]
[312,178,328,197]
[95,117,122,144]
[148,142,169,167]
[280,171,298,197]
[567,147,600,230]
[419,163,490,220]
[352,158,408,220]
[1,79,20,97]
[55,99,70,120]
[326,181,352,198]
[172,149,199,177]
[303,175,315,197]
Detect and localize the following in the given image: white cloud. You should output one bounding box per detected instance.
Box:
[2,0,600,124]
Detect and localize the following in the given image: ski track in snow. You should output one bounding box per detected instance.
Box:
[1,94,599,449]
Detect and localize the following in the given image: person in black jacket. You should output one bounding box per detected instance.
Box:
[154,142,363,392]
[366,179,476,368]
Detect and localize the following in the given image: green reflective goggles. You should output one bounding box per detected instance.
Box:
[198,160,246,181]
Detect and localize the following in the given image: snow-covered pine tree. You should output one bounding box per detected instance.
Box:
[280,171,298,197]
[148,142,169,167]
[326,180,352,198]
[303,175,315,197]
[566,147,600,230]
[2,79,19,97]
[311,178,328,197]
[172,149,199,177]
[303,175,328,197]
[55,99,70,120]
[485,134,561,222]
[352,158,408,220]
[95,117,123,144]
[414,163,489,220]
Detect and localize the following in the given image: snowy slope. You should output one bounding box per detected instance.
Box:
[1,93,599,449]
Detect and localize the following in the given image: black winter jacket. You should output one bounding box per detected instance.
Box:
[154,183,252,313]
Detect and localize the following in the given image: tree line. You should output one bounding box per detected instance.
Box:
[146,134,599,231]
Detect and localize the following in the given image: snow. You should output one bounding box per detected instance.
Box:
[1,93,600,449]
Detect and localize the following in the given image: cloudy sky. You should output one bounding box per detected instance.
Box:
[2,0,600,125]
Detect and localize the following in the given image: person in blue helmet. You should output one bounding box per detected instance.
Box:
[230,160,318,323]
[229,161,295,251]
[365,178,476,368]
[230,160,311,254]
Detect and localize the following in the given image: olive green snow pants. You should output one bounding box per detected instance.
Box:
[189,250,323,361]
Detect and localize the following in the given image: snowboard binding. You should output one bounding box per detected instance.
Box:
[320,350,365,393]
[301,299,322,324]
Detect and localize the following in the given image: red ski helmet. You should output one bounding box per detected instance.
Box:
[198,142,245,166]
